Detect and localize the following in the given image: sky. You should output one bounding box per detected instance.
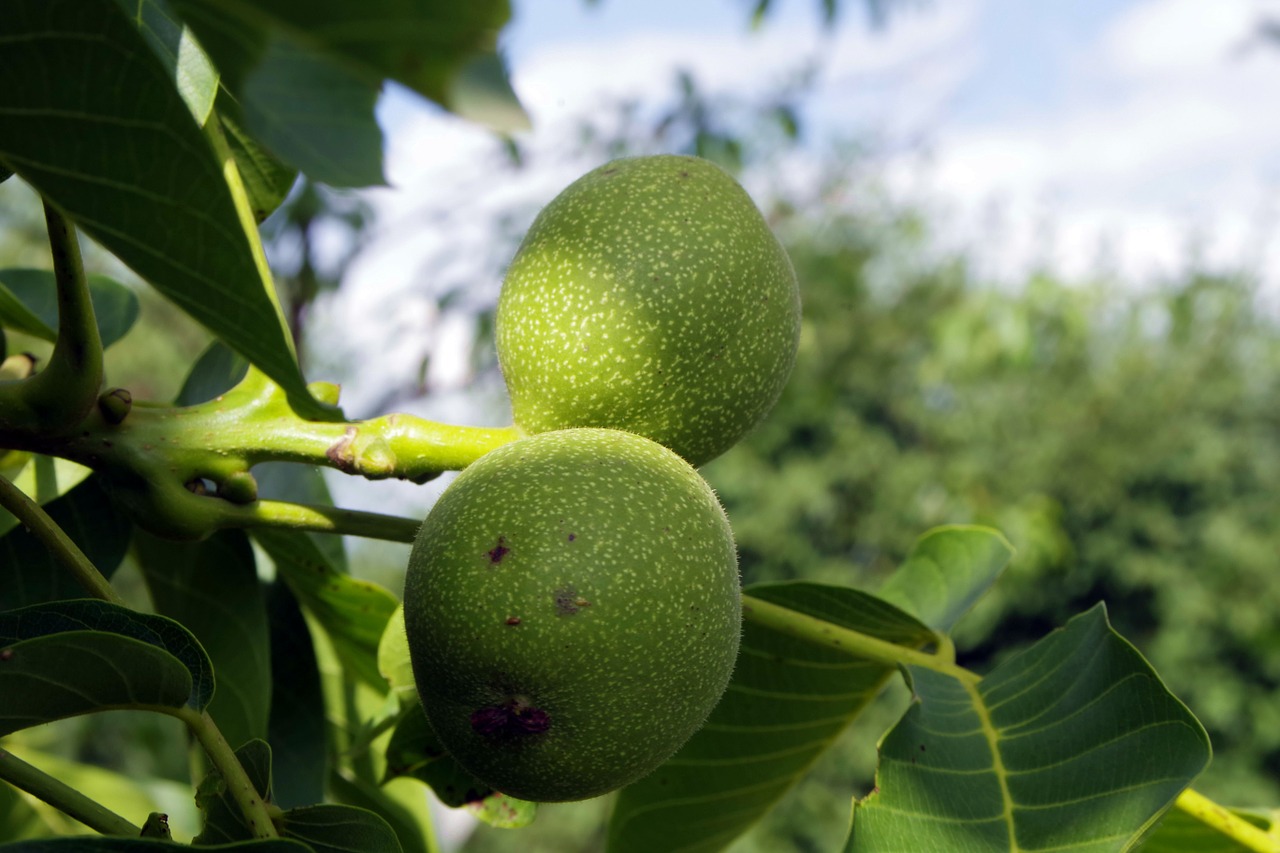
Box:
[312,0,1280,525]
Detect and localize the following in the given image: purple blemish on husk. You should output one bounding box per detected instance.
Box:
[487,537,510,564]
[470,697,551,738]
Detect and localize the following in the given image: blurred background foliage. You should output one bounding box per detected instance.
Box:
[1,0,1277,849]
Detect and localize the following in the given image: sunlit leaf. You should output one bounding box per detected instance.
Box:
[376,605,415,704]
[170,0,527,132]
[0,1,330,420]
[0,269,140,349]
[607,582,934,853]
[876,525,1013,633]
[118,0,219,125]
[254,529,397,691]
[847,605,1212,853]
[135,529,271,751]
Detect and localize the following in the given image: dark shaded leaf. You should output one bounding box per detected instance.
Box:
[0,269,140,349]
[119,0,219,124]
[175,340,249,406]
[0,474,132,610]
[383,700,492,808]
[0,599,213,733]
[219,101,299,224]
[265,580,327,809]
[0,839,312,851]
[193,739,274,844]
[280,803,404,853]
[135,529,271,752]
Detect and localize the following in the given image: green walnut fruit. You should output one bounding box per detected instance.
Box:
[403,427,740,802]
[497,154,800,467]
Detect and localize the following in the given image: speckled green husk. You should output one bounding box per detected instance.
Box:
[497,155,800,467]
[403,428,741,802]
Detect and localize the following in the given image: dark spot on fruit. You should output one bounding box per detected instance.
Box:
[601,167,620,176]
[567,533,576,541]
[470,696,551,738]
[0,648,12,661]
[920,744,926,752]
[554,588,589,615]
[679,170,690,178]
[505,616,522,626]
[488,537,510,564]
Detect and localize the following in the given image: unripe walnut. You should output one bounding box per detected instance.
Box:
[497,155,800,466]
[403,428,741,802]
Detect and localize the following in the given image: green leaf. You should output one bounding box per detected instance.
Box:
[239,35,386,188]
[193,739,274,844]
[328,773,438,853]
[175,340,249,406]
[0,600,214,734]
[253,462,347,572]
[118,0,219,125]
[1136,804,1277,852]
[134,529,271,751]
[254,529,397,690]
[376,605,414,704]
[465,792,537,830]
[876,525,1014,633]
[0,269,140,349]
[0,455,95,539]
[0,1,330,420]
[265,580,327,809]
[0,475,132,609]
[447,53,532,134]
[383,700,492,807]
[218,101,298,224]
[0,840,313,851]
[846,605,1213,852]
[280,803,404,853]
[607,582,935,853]
[170,0,527,131]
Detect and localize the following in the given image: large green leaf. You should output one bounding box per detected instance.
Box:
[170,0,527,132]
[0,455,95,539]
[254,528,397,690]
[876,525,1014,633]
[606,582,935,853]
[846,605,1212,853]
[327,773,435,853]
[265,580,327,809]
[0,600,213,735]
[175,340,249,406]
[135,529,271,751]
[0,0,330,420]
[0,474,132,609]
[218,102,298,224]
[0,269,140,349]
[119,0,219,125]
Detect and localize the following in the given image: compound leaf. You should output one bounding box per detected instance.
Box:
[846,605,1212,853]
[607,582,935,853]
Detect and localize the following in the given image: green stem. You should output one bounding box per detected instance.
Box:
[175,707,278,839]
[1175,788,1277,853]
[0,747,140,836]
[216,499,420,543]
[740,594,978,684]
[0,474,125,605]
[0,203,103,433]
